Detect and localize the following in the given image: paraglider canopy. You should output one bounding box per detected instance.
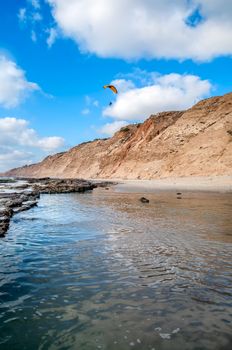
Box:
[103,85,118,94]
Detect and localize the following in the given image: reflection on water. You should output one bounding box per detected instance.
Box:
[0,189,232,350]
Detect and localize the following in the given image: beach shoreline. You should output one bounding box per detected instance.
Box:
[92,175,232,193]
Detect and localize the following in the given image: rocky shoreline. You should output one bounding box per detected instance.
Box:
[0,178,112,237]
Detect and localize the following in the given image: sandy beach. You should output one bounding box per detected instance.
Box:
[98,176,232,193]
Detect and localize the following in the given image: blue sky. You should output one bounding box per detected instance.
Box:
[0,0,232,171]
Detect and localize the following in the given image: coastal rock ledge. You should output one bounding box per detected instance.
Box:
[0,178,110,237]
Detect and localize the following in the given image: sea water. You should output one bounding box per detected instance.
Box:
[0,189,232,349]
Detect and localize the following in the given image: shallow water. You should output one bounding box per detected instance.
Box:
[0,189,232,350]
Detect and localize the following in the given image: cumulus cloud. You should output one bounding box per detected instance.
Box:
[103,73,212,121]
[0,147,34,172]
[0,149,33,163]
[0,117,64,151]
[36,136,65,151]
[100,120,128,136]
[110,79,135,93]
[0,117,65,171]
[47,0,232,61]
[0,55,39,108]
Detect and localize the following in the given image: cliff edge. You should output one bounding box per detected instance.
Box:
[4,92,232,179]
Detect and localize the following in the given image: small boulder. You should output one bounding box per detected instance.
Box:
[140,197,149,203]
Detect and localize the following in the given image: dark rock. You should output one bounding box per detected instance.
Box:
[0,221,9,237]
[0,207,13,218]
[31,178,98,194]
[0,189,40,236]
[13,201,38,213]
[0,215,10,223]
[140,197,149,203]
[6,198,24,208]
[14,184,30,190]
[0,208,12,237]
[0,193,19,198]
[95,181,116,188]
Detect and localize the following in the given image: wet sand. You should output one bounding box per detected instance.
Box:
[104,176,232,193]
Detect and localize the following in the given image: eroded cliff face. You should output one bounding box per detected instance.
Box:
[4,93,232,179]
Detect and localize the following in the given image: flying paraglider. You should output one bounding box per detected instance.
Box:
[103,84,118,106]
[103,85,118,94]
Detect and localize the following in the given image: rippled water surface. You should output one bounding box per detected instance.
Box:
[0,189,232,350]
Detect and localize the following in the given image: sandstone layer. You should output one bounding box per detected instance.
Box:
[4,93,232,179]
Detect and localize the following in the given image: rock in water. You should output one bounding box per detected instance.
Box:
[140,197,149,203]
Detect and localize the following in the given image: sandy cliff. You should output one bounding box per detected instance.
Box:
[4,92,232,179]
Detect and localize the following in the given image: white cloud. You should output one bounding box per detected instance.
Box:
[29,0,40,9]
[18,1,44,44]
[0,117,65,172]
[103,73,212,121]
[0,149,33,163]
[36,136,65,151]
[18,8,27,23]
[0,55,39,108]
[116,68,157,86]
[0,147,34,172]
[47,0,232,61]
[0,117,65,151]
[100,120,128,136]
[110,79,135,93]
[46,27,58,48]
